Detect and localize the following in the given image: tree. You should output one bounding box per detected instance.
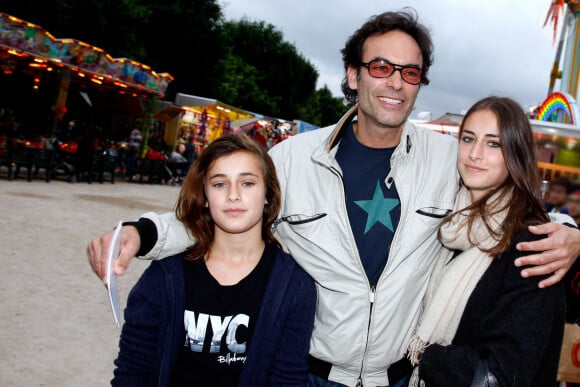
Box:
[141,0,226,100]
[297,86,349,127]
[219,19,318,119]
[215,49,278,114]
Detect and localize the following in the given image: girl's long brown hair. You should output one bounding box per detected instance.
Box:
[175,133,281,260]
[440,96,549,258]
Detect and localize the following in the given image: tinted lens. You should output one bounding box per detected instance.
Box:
[368,61,394,77]
[401,68,421,84]
[367,60,422,85]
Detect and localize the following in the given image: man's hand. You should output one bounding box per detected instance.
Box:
[86,225,141,284]
[516,222,580,288]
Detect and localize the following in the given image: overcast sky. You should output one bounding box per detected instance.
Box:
[220,0,560,120]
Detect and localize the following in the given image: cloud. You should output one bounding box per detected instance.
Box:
[221,0,558,118]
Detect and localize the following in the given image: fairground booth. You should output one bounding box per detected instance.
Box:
[157,93,298,152]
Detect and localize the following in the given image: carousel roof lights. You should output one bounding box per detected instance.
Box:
[217,106,231,113]
[7,49,26,57]
[1,12,173,98]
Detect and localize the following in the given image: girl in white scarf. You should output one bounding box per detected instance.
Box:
[407,96,565,386]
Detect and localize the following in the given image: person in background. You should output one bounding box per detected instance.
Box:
[112,133,316,386]
[89,10,580,387]
[148,132,167,154]
[248,123,267,148]
[125,127,142,181]
[407,96,565,387]
[567,187,580,226]
[546,176,571,214]
[74,123,96,183]
[183,135,197,173]
[144,146,165,161]
[168,143,189,184]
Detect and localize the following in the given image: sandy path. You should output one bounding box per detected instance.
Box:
[0,178,180,386]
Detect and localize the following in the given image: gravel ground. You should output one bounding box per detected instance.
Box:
[0,178,180,386]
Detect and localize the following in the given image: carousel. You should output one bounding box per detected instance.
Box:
[0,12,173,136]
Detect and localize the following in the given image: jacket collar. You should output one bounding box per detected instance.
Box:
[324,104,415,159]
[326,105,359,151]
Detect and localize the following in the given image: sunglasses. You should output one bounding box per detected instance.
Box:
[359,59,423,85]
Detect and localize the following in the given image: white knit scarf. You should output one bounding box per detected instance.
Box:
[407,186,509,387]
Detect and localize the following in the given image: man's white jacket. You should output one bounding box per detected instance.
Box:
[140,106,459,386]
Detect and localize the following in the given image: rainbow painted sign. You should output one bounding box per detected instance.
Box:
[536,91,577,124]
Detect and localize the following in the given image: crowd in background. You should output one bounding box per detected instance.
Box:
[0,107,199,185]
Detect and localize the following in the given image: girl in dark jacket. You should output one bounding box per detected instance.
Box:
[408,97,566,387]
[112,133,316,386]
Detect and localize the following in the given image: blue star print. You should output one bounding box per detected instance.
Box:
[354,181,400,233]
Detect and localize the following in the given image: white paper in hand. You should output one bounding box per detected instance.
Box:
[106,221,123,327]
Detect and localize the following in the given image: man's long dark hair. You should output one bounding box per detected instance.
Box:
[340,9,434,103]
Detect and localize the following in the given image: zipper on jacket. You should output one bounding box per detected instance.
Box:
[330,163,380,385]
[357,285,376,385]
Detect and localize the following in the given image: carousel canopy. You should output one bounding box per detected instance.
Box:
[0,12,173,98]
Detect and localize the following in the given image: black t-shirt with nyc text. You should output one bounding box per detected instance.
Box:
[169,244,275,386]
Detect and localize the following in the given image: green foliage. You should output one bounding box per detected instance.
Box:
[138,0,226,99]
[215,50,279,114]
[219,19,319,119]
[297,86,349,127]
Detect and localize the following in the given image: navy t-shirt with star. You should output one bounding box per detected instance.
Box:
[169,244,275,386]
[335,122,401,286]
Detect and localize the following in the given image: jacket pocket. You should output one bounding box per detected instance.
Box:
[416,206,452,219]
[273,212,327,228]
[410,205,453,270]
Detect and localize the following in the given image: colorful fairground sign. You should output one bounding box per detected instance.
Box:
[0,12,173,98]
[536,91,579,125]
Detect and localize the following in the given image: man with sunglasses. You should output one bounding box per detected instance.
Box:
[88,10,580,387]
